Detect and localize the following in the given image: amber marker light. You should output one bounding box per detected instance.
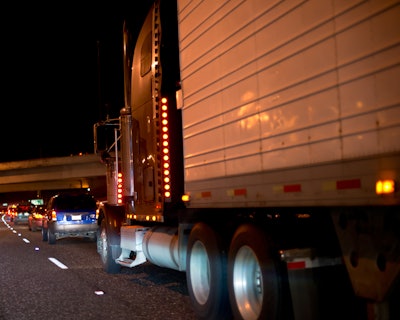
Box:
[160,97,171,200]
[51,210,57,221]
[117,172,123,204]
[182,194,190,202]
[376,179,395,194]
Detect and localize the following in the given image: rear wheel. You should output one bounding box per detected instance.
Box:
[48,229,56,244]
[88,233,97,242]
[228,224,283,320]
[42,226,48,242]
[98,219,121,274]
[186,222,231,320]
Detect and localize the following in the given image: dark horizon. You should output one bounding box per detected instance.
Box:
[1,2,154,163]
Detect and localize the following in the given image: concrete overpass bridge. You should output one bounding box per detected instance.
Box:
[0,154,106,204]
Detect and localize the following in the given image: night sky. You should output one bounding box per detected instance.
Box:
[1,1,153,162]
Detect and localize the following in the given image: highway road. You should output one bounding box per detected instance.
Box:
[0,215,197,320]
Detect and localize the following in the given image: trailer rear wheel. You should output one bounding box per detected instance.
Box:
[98,219,121,274]
[228,224,283,320]
[186,222,231,320]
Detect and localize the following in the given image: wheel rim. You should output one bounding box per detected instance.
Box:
[190,240,211,305]
[233,245,263,320]
[99,227,108,264]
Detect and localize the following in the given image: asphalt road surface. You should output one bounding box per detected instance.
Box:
[0,215,197,320]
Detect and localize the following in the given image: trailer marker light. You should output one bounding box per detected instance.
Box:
[376,179,395,194]
[117,172,123,204]
[160,96,171,200]
[182,194,190,202]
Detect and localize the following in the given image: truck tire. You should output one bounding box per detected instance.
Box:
[98,219,121,274]
[186,222,232,320]
[228,224,283,320]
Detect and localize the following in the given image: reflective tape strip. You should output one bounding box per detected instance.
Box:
[323,179,361,191]
[284,184,301,192]
[201,191,212,197]
[273,184,302,193]
[336,179,361,189]
[194,192,212,199]
[227,188,247,196]
[287,257,342,270]
[287,260,306,270]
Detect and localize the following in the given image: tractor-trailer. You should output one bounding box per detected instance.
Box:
[94,0,400,319]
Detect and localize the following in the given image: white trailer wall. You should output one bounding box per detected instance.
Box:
[177,0,400,177]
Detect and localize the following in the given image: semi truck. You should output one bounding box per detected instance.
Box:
[93,0,400,319]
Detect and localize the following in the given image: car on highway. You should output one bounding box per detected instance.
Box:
[9,203,32,225]
[42,192,98,244]
[28,205,46,232]
[4,204,16,222]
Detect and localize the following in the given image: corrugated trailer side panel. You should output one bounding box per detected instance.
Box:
[177,0,400,207]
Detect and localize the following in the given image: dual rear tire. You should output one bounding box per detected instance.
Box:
[186,223,283,320]
[186,223,232,320]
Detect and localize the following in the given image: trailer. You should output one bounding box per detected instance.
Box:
[94,0,400,319]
